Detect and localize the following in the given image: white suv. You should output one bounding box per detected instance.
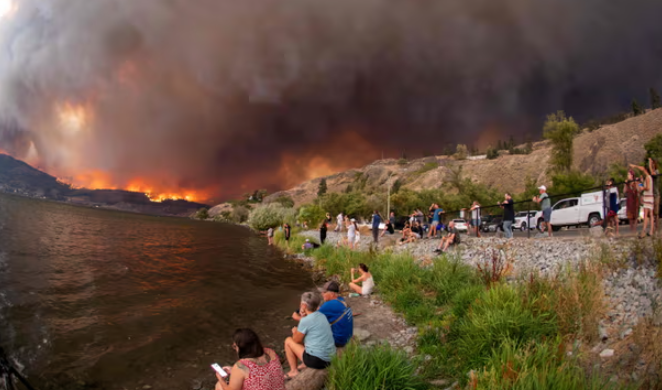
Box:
[513,211,537,231]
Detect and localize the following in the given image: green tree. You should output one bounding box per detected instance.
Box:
[298,204,326,227]
[231,206,250,223]
[645,133,662,161]
[651,87,661,110]
[549,170,597,196]
[543,111,579,172]
[317,178,328,197]
[632,99,644,116]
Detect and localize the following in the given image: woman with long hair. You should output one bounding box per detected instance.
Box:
[349,263,375,296]
[214,329,285,390]
[631,159,657,237]
[624,170,641,233]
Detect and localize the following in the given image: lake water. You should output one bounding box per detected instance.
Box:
[0,193,312,389]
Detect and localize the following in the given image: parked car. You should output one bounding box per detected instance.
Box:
[617,198,644,224]
[533,191,604,231]
[513,211,538,231]
[453,219,468,232]
[480,215,499,232]
[485,217,504,232]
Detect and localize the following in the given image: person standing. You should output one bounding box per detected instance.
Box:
[320,221,327,244]
[624,170,641,233]
[499,193,515,239]
[267,227,274,246]
[606,178,620,236]
[371,210,382,243]
[283,223,291,244]
[380,211,396,237]
[631,160,656,237]
[335,213,344,233]
[533,186,552,237]
[428,204,444,238]
[347,218,358,250]
[469,201,481,238]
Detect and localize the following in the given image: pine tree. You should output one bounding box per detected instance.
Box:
[651,88,661,110]
[632,99,644,116]
[317,178,328,197]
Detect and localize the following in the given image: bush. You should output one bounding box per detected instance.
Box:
[415,161,439,175]
[195,208,209,220]
[247,203,292,230]
[486,146,499,160]
[297,203,326,227]
[316,192,369,219]
[549,170,598,196]
[454,144,468,160]
[326,342,428,390]
[231,205,249,223]
[270,195,295,208]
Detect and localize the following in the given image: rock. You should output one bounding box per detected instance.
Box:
[598,326,609,341]
[404,346,414,354]
[620,328,633,339]
[599,349,615,358]
[191,379,202,390]
[354,328,371,342]
[286,368,328,390]
[428,379,449,386]
[142,386,152,390]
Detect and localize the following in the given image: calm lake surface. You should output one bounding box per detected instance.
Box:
[0,193,312,389]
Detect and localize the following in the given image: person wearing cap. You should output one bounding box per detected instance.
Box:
[301,239,320,250]
[533,185,552,237]
[291,281,354,348]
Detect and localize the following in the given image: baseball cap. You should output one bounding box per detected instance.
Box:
[350,218,356,222]
[320,281,340,293]
[538,185,547,191]
[305,239,310,242]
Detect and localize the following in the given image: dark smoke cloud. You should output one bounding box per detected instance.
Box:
[0,0,661,200]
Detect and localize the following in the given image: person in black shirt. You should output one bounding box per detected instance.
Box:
[498,193,515,239]
[320,221,328,244]
[435,220,460,252]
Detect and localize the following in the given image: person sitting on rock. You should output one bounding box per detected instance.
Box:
[292,281,353,348]
[301,239,320,251]
[214,328,286,390]
[349,263,375,296]
[435,220,460,253]
[284,292,336,380]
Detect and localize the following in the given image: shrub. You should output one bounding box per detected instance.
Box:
[270,195,295,208]
[326,342,428,390]
[454,144,468,160]
[549,170,598,196]
[194,208,209,220]
[231,205,249,223]
[486,146,499,160]
[247,203,292,230]
[632,99,644,116]
[415,161,439,175]
[317,178,328,197]
[398,158,408,166]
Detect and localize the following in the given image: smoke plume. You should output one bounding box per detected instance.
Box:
[0,0,661,201]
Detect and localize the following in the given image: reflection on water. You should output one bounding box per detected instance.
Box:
[0,193,312,389]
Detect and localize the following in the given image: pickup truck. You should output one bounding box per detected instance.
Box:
[534,191,604,231]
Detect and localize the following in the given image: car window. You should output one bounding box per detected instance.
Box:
[569,199,578,207]
[554,201,568,210]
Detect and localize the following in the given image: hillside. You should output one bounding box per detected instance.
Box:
[0,154,208,216]
[258,108,662,208]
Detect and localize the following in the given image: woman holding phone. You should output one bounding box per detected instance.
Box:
[214,328,286,390]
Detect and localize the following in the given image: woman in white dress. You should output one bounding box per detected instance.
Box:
[347,218,358,250]
[349,263,374,296]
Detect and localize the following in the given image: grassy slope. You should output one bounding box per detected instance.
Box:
[276,230,640,389]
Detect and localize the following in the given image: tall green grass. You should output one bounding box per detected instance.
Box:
[327,342,428,390]
[276,233,622,388]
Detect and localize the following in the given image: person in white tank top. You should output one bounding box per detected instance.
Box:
[349,263,374,296]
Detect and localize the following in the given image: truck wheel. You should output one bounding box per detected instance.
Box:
[588,213,600,227]
[520,222,527,231]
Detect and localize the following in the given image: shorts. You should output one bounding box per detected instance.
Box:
[471,219,480,227]
[303,351,331,369]
[542,208,552,222]
[607,210,617,218]
[431,221,439,227]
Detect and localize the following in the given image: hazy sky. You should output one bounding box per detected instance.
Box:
[0,0,661,201]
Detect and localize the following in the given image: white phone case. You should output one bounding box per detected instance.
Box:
[211,363,228,377]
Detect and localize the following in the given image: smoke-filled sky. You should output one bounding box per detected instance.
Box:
[0,0,661,202]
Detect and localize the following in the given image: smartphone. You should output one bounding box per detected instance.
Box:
[211,363,228,378]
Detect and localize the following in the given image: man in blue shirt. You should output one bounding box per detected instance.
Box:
[318,281,353,347]
[371,210,382,243]
[428,203,444,238]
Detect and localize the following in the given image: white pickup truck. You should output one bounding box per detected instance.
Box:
[534,191,605,231]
